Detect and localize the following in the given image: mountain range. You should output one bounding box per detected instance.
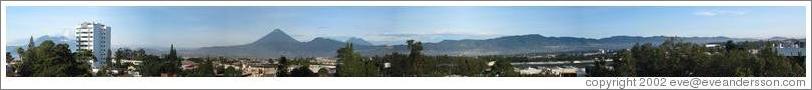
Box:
[181,29,351,58]
[179,29,759,58]
[6,29,783,58]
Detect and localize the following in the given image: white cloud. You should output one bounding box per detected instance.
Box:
[693,10,746,16]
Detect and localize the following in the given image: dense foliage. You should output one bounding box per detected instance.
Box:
[290,65,317,77]
[276,56,290,77]
[336,43,381,77]
[138,45,182,77]
[14,39,92,77]
[590,39,805,77]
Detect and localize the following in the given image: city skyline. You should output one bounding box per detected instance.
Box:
[6,6,807,48]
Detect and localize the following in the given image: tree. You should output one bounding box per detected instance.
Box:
[612,50,636,77]
[606,40,804,77]
[317,68,331,77]
[754,46,803,77]
[361,60,381,77]
[96,66,110,77]
[406,40,424,76]
[290,65,316,77]
[724,40,739,51]
[223,66,242,77]
[27,36,34,49]
[336,43,361,76]
[588,59,612,77]
[104,49,114,74]
[384,52,408,77]
[17,40,92,77]
[214,65,225,75]
[115,48,124,66]
[334,42,381,77]
[135,49,146,60]
[5,52,12,63]
[16,51,32,76]
[138,44,182,77]
[490,59,519,77]
[450,56,488,76]
[76,49,95,64]
[138,54,162,76]
[161,44,181,76]
[6,52,16,77]
[276,56,289,77]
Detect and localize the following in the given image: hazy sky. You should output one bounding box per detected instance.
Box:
[5,6,807,48]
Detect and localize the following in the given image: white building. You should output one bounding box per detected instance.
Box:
[705,44,721,48]
[75,22,111,69]
[516,67,544,75]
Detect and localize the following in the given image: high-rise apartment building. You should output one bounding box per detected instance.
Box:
[75,22,111,69]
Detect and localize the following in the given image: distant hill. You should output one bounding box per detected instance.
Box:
[347,37,374,46]
[421,35,754,55]
[181,29,757,58]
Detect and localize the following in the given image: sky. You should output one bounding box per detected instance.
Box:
[5,6,807,48]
